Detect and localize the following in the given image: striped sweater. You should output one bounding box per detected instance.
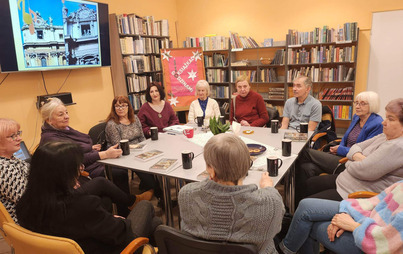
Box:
[339,180,403,254]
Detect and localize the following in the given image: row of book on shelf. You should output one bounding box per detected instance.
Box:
[230,70,257,83]
[287,66,354,82]
[128,94,146,111]
[183,35,229,50]
[204,54,228,67]
[333,105,352,120]
[123,55,161,74]
[117,14,169,36]
[126,75,152,93]
[287,22,358,45]
[210,86,230,99]
[287,45,355,64]
[319,87,353,101]
[229,31,259,49]
[120,37,170,55]
[206,69,228,83]
[270,50,286,65]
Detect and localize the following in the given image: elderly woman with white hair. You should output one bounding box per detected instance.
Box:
[178,133,284,254]
[187,79,221,125]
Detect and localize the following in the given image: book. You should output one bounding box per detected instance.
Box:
[134,149,163,161]
[163,125,193,134]
[284,132,308,142]
[129,143,147,150]
[149,158,178,170]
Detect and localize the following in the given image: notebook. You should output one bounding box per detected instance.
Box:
[13,141,31,162]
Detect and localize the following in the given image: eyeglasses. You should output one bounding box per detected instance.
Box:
[7,130,22,141]
[115,104,128,109]
[353,101,369,107]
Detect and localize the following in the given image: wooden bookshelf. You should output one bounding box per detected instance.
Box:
[109,13,171,111]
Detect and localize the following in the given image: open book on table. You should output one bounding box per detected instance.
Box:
[134,150,164,162]
[149,158,178,171]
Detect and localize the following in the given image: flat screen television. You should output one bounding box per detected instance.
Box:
[0,0,111,72]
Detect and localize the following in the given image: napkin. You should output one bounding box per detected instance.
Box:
[232,121,241,136]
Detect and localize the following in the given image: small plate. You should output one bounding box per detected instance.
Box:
[247,144,267,156]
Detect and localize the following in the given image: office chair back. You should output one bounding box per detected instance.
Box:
[155,225,257,254]
[88,122,107,151]
[0,202,14,245]
[3,222,84,254]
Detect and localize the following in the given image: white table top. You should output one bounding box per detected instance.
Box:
[100,126,312,187]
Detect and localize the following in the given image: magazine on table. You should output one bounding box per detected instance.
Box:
[283,132,308,142]
[149,158,178,171]
[129,142,147,150]
[134,149,164,162]
[163,125,192,134]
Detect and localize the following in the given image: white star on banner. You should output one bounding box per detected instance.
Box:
[169,96,179,106]
[187,69,197,81]
[192,50,202,61]
[162,50,172,61]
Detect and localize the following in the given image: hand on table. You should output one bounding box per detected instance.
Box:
[329,145,339,154]
[100,144,122,159]
[259,172,273,188]
[240,120,250,126]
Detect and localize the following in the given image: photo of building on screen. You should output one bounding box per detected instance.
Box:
[19,0,100,68]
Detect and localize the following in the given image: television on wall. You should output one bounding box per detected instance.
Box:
[0,0,111,72]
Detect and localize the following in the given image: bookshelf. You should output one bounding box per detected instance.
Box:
[109,13,171,111]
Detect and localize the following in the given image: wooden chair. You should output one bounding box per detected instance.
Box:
[2,220,153,254]
[155,224,257,254]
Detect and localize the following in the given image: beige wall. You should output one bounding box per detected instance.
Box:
[1,0,403,151]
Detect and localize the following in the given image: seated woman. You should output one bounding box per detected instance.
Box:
[229,75,269,127]
[138,82,179,138]
[178,133,284,254]
[303,98,403,201]
[105,95,161,200]
[296,92,384,202]
[16,141,161,254]
[187,80,221,125]
[280,181,403,254]
[0,118,28,223]
[0,118,145,221]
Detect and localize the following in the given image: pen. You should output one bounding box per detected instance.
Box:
[167,133,176,135]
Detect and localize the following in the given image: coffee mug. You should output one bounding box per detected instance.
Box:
[282,139,292,157]
[195,116,204,127]
[296,122,308,133]
[183,128,194,138]
[271,119,281,133]
[150,127,158,140]
[182,150,194,169]
[267,156,283,177]
[219,116,226,125]
[120,139,130,156]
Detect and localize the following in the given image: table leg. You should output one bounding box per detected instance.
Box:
[104,164,113,181]
[174,179,186,229]
[161,176,174,226]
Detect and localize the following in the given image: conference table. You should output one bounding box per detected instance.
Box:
[100,125,312,226]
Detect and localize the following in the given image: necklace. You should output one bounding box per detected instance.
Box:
[150,101,164,118]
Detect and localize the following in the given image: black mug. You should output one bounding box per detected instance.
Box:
[282,139,292,157]
[119,139,130,156]
[267,156,283,177]
[150,127,158,140]
[195,116,204,127]
[271,120,281,133]
[296,122,308,133]
[182,150,195,169]
[219,116,226,125]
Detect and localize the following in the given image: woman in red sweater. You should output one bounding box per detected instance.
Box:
[230,75,269,127]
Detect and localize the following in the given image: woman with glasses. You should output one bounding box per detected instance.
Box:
[0,118,28,223]
[179,133,284,254]
[138,82,179,138]
[105,95,161,203]
[295,92,383,203]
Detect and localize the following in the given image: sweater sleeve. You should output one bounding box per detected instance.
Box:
[345,139,403,181]
[137,105,151,138]
[346,135,379,160]
[250,94,269,127]
[134,116,146,143]
[105,121,121,147]
[188,100,196,122]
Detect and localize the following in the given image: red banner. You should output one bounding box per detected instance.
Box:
[161,47,205,111]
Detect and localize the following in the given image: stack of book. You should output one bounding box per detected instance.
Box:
[319,87,353,101]
[117,14,169,36]
[206,69,228,83]
[183,35,229,50]
[333,105,352,120]
[287,22,358,45]
[268,87,285,100]
[229,31,259,49]
[230,70,257,82]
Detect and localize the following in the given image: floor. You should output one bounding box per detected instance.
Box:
[0,172,284,252]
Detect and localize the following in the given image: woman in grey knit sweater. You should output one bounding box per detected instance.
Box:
[178,133,285,254]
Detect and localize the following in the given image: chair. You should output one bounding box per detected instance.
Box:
[265,104,280,127]
[348,191,379,199]
[0,202,14,245]
[155,225,258,254]
[309,105,339,150]
[88,121,107,151]
[3,221,153,254]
